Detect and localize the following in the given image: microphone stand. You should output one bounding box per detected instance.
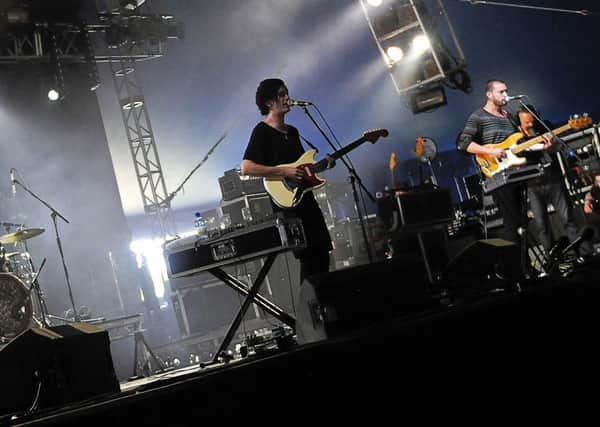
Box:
[12,177,80,323]
[165,131,228,205]
[300,105,375,264]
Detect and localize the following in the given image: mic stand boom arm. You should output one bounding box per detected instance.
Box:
[300,105,375,263]
[165,131,228,205]
[12,178,79,323]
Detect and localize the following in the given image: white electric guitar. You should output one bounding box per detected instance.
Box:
[264,129,389,208]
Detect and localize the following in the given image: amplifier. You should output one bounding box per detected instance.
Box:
[218,169,265,201]
[164,217,306,278]
[396,187,454,228]
[220,193,273,226]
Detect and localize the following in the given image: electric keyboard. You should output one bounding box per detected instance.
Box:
[164,216,306,278]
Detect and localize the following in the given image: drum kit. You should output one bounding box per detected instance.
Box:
[0,223,47,343]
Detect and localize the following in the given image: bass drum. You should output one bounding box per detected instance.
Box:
[0,273,33,341]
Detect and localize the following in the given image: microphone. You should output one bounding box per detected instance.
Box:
[9,169,16,196]
[289,99,313,107]
[504,94,526,102]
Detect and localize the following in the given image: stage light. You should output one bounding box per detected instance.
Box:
[360,0,469,113]
[47,89,61,102]
[129,238,168,299]
[367,0,383,6]
[386,46,404,63]
[412,34,430,55]
[409,84,447,113]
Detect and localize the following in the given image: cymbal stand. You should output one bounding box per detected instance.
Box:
[12,176,80,323]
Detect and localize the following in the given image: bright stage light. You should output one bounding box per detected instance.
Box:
[412,34,430,55]
[47,89,60,101]
[129,238,168,299]
[367,0,383,6]
[386,46,404,63]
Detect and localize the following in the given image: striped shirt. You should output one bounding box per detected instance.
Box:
[457,108,517,151]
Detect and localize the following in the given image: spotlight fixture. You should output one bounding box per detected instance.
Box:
[386,46,404,63]
[409,84,447,113]
[411,34,430,56]
[47,89,61,102]
[361,0,469,113]
[367,0,383,6]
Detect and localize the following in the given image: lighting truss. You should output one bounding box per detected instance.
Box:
[360,0,468,97]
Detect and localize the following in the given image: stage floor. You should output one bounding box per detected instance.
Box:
[5,256,600,426]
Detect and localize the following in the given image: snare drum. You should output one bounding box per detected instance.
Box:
[0,273,33,340]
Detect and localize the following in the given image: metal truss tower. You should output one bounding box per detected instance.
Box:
[108,49,175,238]
[0,1,181,239]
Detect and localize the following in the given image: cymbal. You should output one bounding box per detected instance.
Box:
[0,228,45,244]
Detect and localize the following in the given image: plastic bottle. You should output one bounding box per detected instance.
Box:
[194,212,208,239]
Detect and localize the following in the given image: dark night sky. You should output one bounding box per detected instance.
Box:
[93,0,600,227]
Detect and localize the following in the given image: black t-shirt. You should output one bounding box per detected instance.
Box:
[244,121,332,254]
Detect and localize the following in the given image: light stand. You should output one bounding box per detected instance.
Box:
[300,105,375,263]
[12,176,79,323]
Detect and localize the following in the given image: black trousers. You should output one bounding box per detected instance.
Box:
[492,182,527,245]
[528,177,578,253]
[299,249,330,285]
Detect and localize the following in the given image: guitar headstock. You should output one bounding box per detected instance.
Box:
[389,152,396,171]
[569,113,593,130]
[363,128,389,143]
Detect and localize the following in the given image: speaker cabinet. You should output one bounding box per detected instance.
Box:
[296,256,429,344]
[443,238,521,294]
[0,323,119,415]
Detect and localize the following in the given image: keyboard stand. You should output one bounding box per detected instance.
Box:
[200,252,296,368]
[482,164,547,279]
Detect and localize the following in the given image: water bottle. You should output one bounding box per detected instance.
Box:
[194,212,208,239]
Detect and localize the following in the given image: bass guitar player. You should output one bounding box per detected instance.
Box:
[456,79,556,253]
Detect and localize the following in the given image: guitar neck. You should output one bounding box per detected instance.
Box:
[313,136,367,172]
[511,123,572,154]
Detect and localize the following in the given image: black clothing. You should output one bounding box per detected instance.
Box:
[244,121,332,277]
[582,187,600,256]
[458,108,525,245]
[520,124,578,253]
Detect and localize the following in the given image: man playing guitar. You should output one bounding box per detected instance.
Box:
[241,78,333,281]
[456,79,554,247]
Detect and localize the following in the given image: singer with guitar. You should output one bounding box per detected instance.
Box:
[241,78,333,280]
[456,79,556,251]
